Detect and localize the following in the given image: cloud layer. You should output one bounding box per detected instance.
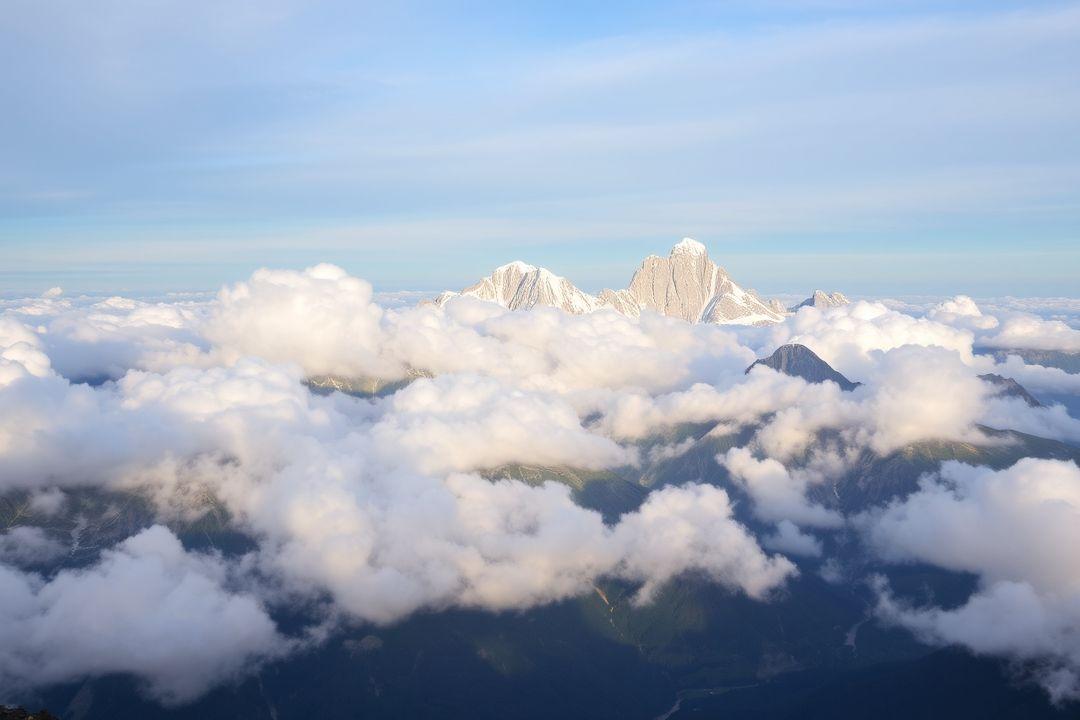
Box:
[0,266,1078,704]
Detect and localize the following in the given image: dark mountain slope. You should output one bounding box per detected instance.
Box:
[746,344,860,391]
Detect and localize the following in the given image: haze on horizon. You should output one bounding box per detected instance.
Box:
[2,0,1079,296]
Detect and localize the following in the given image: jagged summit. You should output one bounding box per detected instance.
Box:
[746,344,861,391]
[433,260,599,314]
[496,260,539,274]
[671,237,707,255]
[790,290,850,312]
[432,239,789,325]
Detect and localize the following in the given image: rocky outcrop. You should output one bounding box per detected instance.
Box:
[746,344,860,391]
[624,239,784,325]
[790,290,850,312]
[978,373,1041,407]
[434,261,600,314]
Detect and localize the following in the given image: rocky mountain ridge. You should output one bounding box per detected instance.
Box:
[432,239,847,326]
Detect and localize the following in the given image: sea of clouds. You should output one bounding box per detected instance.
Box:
[1,264,1079,705]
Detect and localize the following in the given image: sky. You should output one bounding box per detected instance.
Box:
[2,0,1079,297]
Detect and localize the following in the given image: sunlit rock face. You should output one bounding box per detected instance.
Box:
[433,238,787,326]
[790,289,851,312]
[433,261,600,315]
[623,239,785,325]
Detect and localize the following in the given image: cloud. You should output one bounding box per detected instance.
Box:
[371,374,636,474]
[762,520,823,558]
[980,315,1080,353]
[766,301,975,379]
[205,264,396,379]
[859,459,1080,702]
[613,483,797,603]
[0,527,67,566]
[927,294,1000,331]
[0,525,285,704]
[1,264,1078,706]
[719,447,843,528]
[209,441,793,626]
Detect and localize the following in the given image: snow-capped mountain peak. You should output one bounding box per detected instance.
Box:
[495,260,539,274]
[433,261,599,314]
[431,238,804,326]
[671,237,707,256]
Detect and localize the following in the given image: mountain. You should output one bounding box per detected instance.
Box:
[789,290,850,312]
[624,239,785,324]
[432,261,600,315]
[978,373,1041,407]
[746,344,861,391]
[431,239,786,325]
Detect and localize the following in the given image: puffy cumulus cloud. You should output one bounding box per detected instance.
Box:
[371,374,636,474]
[601,344,994,460]
[42,297,206,381]
[0,368,134,486]
[205,264,397,379]
[927,295,1000,331]
[383,297,754,394]
[859,459,1080,702]
[593,370,834,440]
[1,267,1077,706]
[861,345,989,454]
[921,295,1080,358]
[981,315,1080,353]
[719,448,843,529]
[199,264,752,395]
[1,294,207,383]
[767,301,974,379]
[0,317,52,385]
[208,446,793,626]
[0,525,285,704]
[753,345,995,458]
[0,354,342,491]
[612,483,797,603]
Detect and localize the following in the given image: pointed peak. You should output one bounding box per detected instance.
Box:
[671,238,707,256]
[494,260,538,274]
[746,344,860,391]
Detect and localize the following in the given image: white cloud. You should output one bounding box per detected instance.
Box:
[719,447,843,529]
[763,520,823,558]
[613,483,797,603]
[766,301,975,379]
[981,315,1080,353]
[0,265,1078,707]
[0,527,67,566]
[371,374,637,474]
[860,459,1080,702]
[205,264,396,379]
[0,525,285,704]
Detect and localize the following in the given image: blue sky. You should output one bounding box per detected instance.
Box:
[2,0,1079,296]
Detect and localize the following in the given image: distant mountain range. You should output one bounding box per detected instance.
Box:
[432,239,848,326]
